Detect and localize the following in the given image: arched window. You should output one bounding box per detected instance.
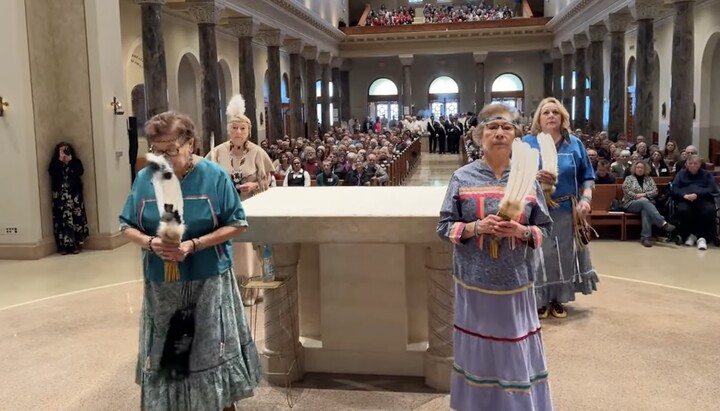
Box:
[428,76,459,119]
[316,80,334,125]
[281,74,290,104]
[491,73,524,112]
[367,78,399,122]
[560,71,591,123]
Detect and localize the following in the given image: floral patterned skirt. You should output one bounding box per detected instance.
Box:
[51,184,88,253]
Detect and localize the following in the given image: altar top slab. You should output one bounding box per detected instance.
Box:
[239,187,449,244]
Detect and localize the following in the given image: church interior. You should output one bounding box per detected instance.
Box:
[1,0,720,409]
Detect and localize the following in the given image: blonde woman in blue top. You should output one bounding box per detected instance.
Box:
[523,97,599,319]
[119,112,261,411]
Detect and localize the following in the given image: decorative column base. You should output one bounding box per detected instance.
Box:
[258,243,304,385]
[424,243,454,392]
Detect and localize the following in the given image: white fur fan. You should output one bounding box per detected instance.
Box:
[146,153,186,246]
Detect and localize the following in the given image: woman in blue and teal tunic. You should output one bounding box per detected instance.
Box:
[119,112,262,411]
[523,97,599,319]
[438,103,553,411]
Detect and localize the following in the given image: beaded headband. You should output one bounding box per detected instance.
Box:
[479,116,520,127]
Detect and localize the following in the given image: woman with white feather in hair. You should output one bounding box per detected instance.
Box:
[207,94,275,306]
[119,112,262,411]
[523,97,598,319]
[437,103,553,411]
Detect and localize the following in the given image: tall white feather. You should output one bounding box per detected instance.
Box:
[499,140,539,220]
[537,132,557,175]
[226,94,246,118]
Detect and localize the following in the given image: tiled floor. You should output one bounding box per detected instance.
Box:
[2,153,719,410]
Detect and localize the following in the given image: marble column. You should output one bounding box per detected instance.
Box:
[424,243,454,392]
[136,0,168,117]
[303,47,318,138]
[399,55,413,117]
[230,17,259,143]
[260,30,284,143]
[188,2,224,154]
[605,13,631,140]
[587,25,607,132]
[632,0,659,140]
[573,33,589,130]
[319,52,332,133]
[551,48,562,100]
[543,61,553,99]
[261,243,304,384]
[341,68,351,122]
[670,0,695,149]
[331,58,342,126]
[286,39,304,139]
[560,41,574,116]
[473,52,488,113]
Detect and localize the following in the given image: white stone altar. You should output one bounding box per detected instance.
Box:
[238,187,455,391]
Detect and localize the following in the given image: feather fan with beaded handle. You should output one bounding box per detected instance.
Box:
[537,132,559,207]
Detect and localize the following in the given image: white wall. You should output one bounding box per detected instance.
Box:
[0,0,43,245]
[303,0,349,27]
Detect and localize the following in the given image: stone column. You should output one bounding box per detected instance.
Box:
[605,13,631,140]
[340,65,351,123]
[318,52,332,133]
[303,47,318,138]
[285,39,304,139]
[669,0,695,149]
[587,25,607,132]
[259,29,284,143]
[136,0,168,117]
[331,58,342,126]
[261,243,304,384]
[399,55,413,117]
[551,48,562,100]
[424,243,454,392]
[188,2,224,154]
[543,61,553,99]
[560,41,574,116]
[632,0,659,140]
[573,33,589,130]
[473,52,488,113]
[230,17,259,143]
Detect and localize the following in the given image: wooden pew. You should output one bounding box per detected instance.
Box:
[589,185,625,240]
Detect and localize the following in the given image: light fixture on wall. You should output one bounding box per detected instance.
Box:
[110,97,125,115]
[0,96,9,116]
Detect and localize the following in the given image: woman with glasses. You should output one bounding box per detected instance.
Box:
[119,112,262,411]
[207,94,274,306]
[523,97,598,319]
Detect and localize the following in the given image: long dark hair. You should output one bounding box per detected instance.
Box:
[48,142,81,190]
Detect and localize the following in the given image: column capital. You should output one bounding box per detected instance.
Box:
[472,52,488,64]
[284,38,303,54]
[228,16,258,38]
[587,24,608,42]
[318,51,332,65]
[331,57,343,68]
[257,29,284,47]
[302,46,318,60]
[136,0,165,4]
[572,33,589,49]
[630,0,660,20]
[605,12,632,33]
[187,1,225,24]
[560,41,574,55]
[549,48,562,60]
[398,54,414,66]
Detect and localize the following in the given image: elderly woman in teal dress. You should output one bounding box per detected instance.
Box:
[523,97,599,319]
[119,112,262,411]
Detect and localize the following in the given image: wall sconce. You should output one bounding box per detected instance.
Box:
[0,96,9,116]
[110,97,125,115]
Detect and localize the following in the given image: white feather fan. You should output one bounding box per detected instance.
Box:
[498,139,540,221]
[537,132,559,207]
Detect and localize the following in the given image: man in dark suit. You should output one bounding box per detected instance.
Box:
[447,116,464,154]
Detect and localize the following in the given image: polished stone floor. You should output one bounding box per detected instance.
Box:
[2,153,719,410]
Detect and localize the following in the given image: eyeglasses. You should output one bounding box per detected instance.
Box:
[150,140,189,157]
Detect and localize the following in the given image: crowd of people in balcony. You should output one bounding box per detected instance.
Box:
[365,2,516,27]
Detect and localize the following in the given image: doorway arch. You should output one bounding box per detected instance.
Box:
[177,52,201,130]
[367,77,399,123]
[491,73,525,113]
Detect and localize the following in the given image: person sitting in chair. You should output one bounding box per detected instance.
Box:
[671,155,720,250]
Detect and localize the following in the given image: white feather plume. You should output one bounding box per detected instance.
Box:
[499,139,540,220]
[537,132,558,176]
[226,94,246,118]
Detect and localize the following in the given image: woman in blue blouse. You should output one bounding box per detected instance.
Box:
[523,97,599,319]
[119,112,261,411]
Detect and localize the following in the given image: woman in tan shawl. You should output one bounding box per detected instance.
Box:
[207,94,274,305]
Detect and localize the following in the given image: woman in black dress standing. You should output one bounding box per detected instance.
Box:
[48,142,89,254]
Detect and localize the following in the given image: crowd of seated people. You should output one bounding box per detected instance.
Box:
[423,2,514,23]
[257,127,419,187]
[366,5,414,27]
